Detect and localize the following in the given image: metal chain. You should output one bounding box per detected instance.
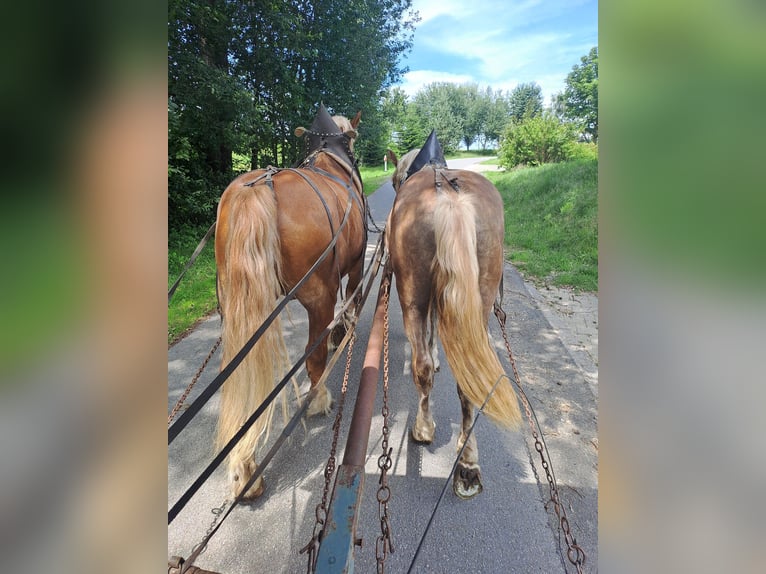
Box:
[300,331,357,573]
[185,498,229,568]
[168,336,222,426]
[375,277,394,572]
[493,304,586,573]
[366,200,385,234]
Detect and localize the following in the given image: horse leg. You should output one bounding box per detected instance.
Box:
[404,304,436,444]
[331,254,364,348]
[304,292,336,417]
[428,304,440,373]
[453,385,483,499]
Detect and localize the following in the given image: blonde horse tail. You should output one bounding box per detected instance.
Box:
[432,192,521,429]
[215,182,289,489]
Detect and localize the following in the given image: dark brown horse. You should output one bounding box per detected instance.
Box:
[214,105,366,498]
[386,136,521,498]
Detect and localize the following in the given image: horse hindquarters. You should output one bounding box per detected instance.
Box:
[432,191,522,430]
[215,182,289,499]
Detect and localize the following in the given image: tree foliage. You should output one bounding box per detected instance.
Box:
[561,46,598,142]
[498,114,577,168]
[168,0,418,232]
[398,82,511,152]
[508,82,543,123]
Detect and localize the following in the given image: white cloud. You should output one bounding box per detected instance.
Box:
[401,0,596,104]
[413,0,470,24]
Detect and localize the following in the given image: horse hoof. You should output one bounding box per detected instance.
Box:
[233,475,266,500]
[410,426,435,445]
[453,465,483,500]
[307,386,333,417]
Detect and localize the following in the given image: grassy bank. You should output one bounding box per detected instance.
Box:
[486,158,598,291]
[168,226,218,344]
[358,163,392,195]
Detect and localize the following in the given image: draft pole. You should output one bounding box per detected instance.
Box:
[315,265,392,573]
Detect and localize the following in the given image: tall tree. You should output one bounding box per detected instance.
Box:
[169,0,258,227]
[381,86,410,154]
[562,46,598,142]
[483,87,510,149]
[508,82,543,123]
[411,82,465,152]
[168,0,418,231]
[460,83,484,151]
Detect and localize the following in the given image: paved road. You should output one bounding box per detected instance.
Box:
[168,157,598,573]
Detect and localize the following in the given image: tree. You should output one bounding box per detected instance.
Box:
[549,91,567,121]
[168,0,418,233]
[458,83,484,151]
[168,0,258,228]
[409,83,464,152]
[508,82,543,123]
[481,87,510,149]
[381,86,410,155]
[562,47,598,142]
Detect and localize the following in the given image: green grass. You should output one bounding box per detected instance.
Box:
[446,149,497,159]
[358,164,392,195]
[486,158,598,292]
[168,227,218,345]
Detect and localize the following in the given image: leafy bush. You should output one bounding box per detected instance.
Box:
[567,141,599,161]
[499,115,577,168]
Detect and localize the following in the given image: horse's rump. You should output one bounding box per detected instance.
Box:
[390,167,521,428]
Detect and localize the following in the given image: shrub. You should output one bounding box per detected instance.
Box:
[567,141,599,161]
[499,115,577,168]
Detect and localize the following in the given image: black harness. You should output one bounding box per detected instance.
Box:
[403,129,461,193]
[242,132,369,290]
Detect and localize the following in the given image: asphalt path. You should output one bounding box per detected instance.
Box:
[168,157,598,573]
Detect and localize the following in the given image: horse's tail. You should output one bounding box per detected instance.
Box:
[432,192,522,428]
[215,182,289,473]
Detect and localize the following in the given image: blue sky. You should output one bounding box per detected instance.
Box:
[396,0,598,106]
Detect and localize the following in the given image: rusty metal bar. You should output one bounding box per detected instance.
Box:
[315,266,391,573]
[343,267,391,467]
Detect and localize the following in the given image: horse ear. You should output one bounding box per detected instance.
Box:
[386,149,398,167]
[350,111,361,129]
[343,129,358,139]
[294,126,306,137]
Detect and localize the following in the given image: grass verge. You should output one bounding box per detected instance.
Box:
[358,164,391,195]
[486,158,598,291]
[168,227,218,345]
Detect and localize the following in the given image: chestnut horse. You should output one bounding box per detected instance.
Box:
[386,136,521,498]
[215,105,366,498]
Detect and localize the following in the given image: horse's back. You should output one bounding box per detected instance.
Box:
[218,165,365,290]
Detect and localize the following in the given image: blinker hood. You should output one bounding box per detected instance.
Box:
[296,103,354,166]
[406,129,447,177]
